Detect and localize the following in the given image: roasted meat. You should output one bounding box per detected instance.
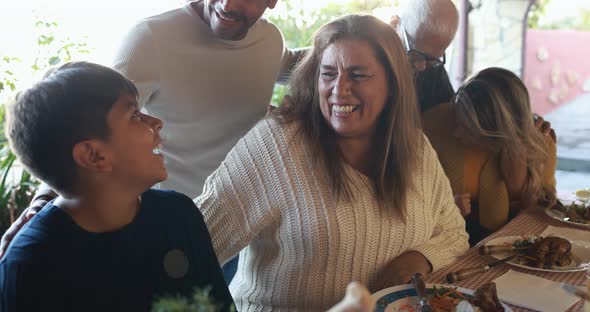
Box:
[471,282,505,312]
[525,236,573,268]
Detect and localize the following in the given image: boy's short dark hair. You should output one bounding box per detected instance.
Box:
[5,61,138,195]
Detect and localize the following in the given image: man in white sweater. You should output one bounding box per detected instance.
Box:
[112,0,303,198]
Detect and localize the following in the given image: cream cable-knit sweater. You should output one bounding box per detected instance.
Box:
[195,118,469,311]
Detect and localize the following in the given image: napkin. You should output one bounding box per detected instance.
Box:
[541,225,590,242]
[493,270,581,311]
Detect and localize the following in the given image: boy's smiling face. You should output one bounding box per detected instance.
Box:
[103,92,167,188]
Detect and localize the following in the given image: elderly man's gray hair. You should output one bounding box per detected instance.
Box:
[400,0,458,46]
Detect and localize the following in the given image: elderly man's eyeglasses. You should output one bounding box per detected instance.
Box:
[401,26,446,69]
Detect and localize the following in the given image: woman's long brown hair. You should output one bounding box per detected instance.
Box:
[453,67,556,210]
[272,14,421,217]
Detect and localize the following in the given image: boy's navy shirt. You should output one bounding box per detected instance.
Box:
[0,189,233,311]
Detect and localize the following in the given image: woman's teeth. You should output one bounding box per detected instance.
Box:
[332,105,357,113]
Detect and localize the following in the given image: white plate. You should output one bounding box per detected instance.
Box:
[485,235,590,272]
[545,205,590,229]
[372,284,512,312]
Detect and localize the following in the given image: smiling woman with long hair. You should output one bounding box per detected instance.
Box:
[195,14,468,311]
[423,67,557,245]
[277,13,422,218]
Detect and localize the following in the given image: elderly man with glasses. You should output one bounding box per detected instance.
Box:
[390,0,554,139]
[390,0,458,113]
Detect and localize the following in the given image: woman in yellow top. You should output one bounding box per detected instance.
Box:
[422,67,556,245]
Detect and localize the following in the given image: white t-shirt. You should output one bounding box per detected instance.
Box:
[113,1,290,197]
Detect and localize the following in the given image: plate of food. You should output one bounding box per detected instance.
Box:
[546,200,590,229]
[372,282,512,312]
[485,235,590,272]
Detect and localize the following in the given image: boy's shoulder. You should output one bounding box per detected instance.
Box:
[141,189,202,220]
[0,203,72,265]
[142,188,193,206]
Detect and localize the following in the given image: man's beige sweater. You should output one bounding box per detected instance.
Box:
[195,118,469,311]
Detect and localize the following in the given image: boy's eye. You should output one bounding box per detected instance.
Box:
[132,111,142,120]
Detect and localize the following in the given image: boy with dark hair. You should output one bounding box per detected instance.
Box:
[0,62,233,311]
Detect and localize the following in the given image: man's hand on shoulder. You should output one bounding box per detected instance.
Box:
[0,192,55,259]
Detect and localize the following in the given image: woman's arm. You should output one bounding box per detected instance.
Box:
[374,138,469,290]
[194,120,283,264]
[542,135,557,188]
[408,138,470,271]
[499,148,528,201]
[372,251,432,291]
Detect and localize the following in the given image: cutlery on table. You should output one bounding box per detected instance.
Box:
[411,273,433,312]
[561,283,590,301]
[479,244,530,255]
[446,255,516,283]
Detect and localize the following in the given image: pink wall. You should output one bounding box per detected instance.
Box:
[524,29,590,115]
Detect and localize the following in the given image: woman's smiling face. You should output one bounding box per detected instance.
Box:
[318,39,390,141]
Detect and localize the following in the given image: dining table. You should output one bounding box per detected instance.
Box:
[425,207,589,312]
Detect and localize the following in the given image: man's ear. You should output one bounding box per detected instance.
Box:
[390,15,400,31]
[267,0,278,9]
[72,140,112,173]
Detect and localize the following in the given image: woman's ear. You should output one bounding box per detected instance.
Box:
[72,140,112,173]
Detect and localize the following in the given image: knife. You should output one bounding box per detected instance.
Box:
[560,283,590,301]
[446,255,516,283]
[479,244,530,255]
[411,273,432,312]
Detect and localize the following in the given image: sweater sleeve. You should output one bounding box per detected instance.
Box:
[409,137,470,272]
[112,20,160,108]
[194,120,283,265]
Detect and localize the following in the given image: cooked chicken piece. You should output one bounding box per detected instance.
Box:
[470,282,505,312]
[527,236,573,268]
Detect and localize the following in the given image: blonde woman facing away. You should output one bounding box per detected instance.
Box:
[422,67,557,245]
[195,14,468,311]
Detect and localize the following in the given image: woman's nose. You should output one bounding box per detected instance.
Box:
[333,74,352,96]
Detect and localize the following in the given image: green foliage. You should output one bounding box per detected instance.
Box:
[528,0,590,31]
[266,0,391,106]
[0,18,91,235]
[268,0,390,48]
[30,20,91,73]
[0,104,39,235]
[527,0,550,29]
[271,84,290,107]
[0,57,20,94]
[152,287,235,312]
